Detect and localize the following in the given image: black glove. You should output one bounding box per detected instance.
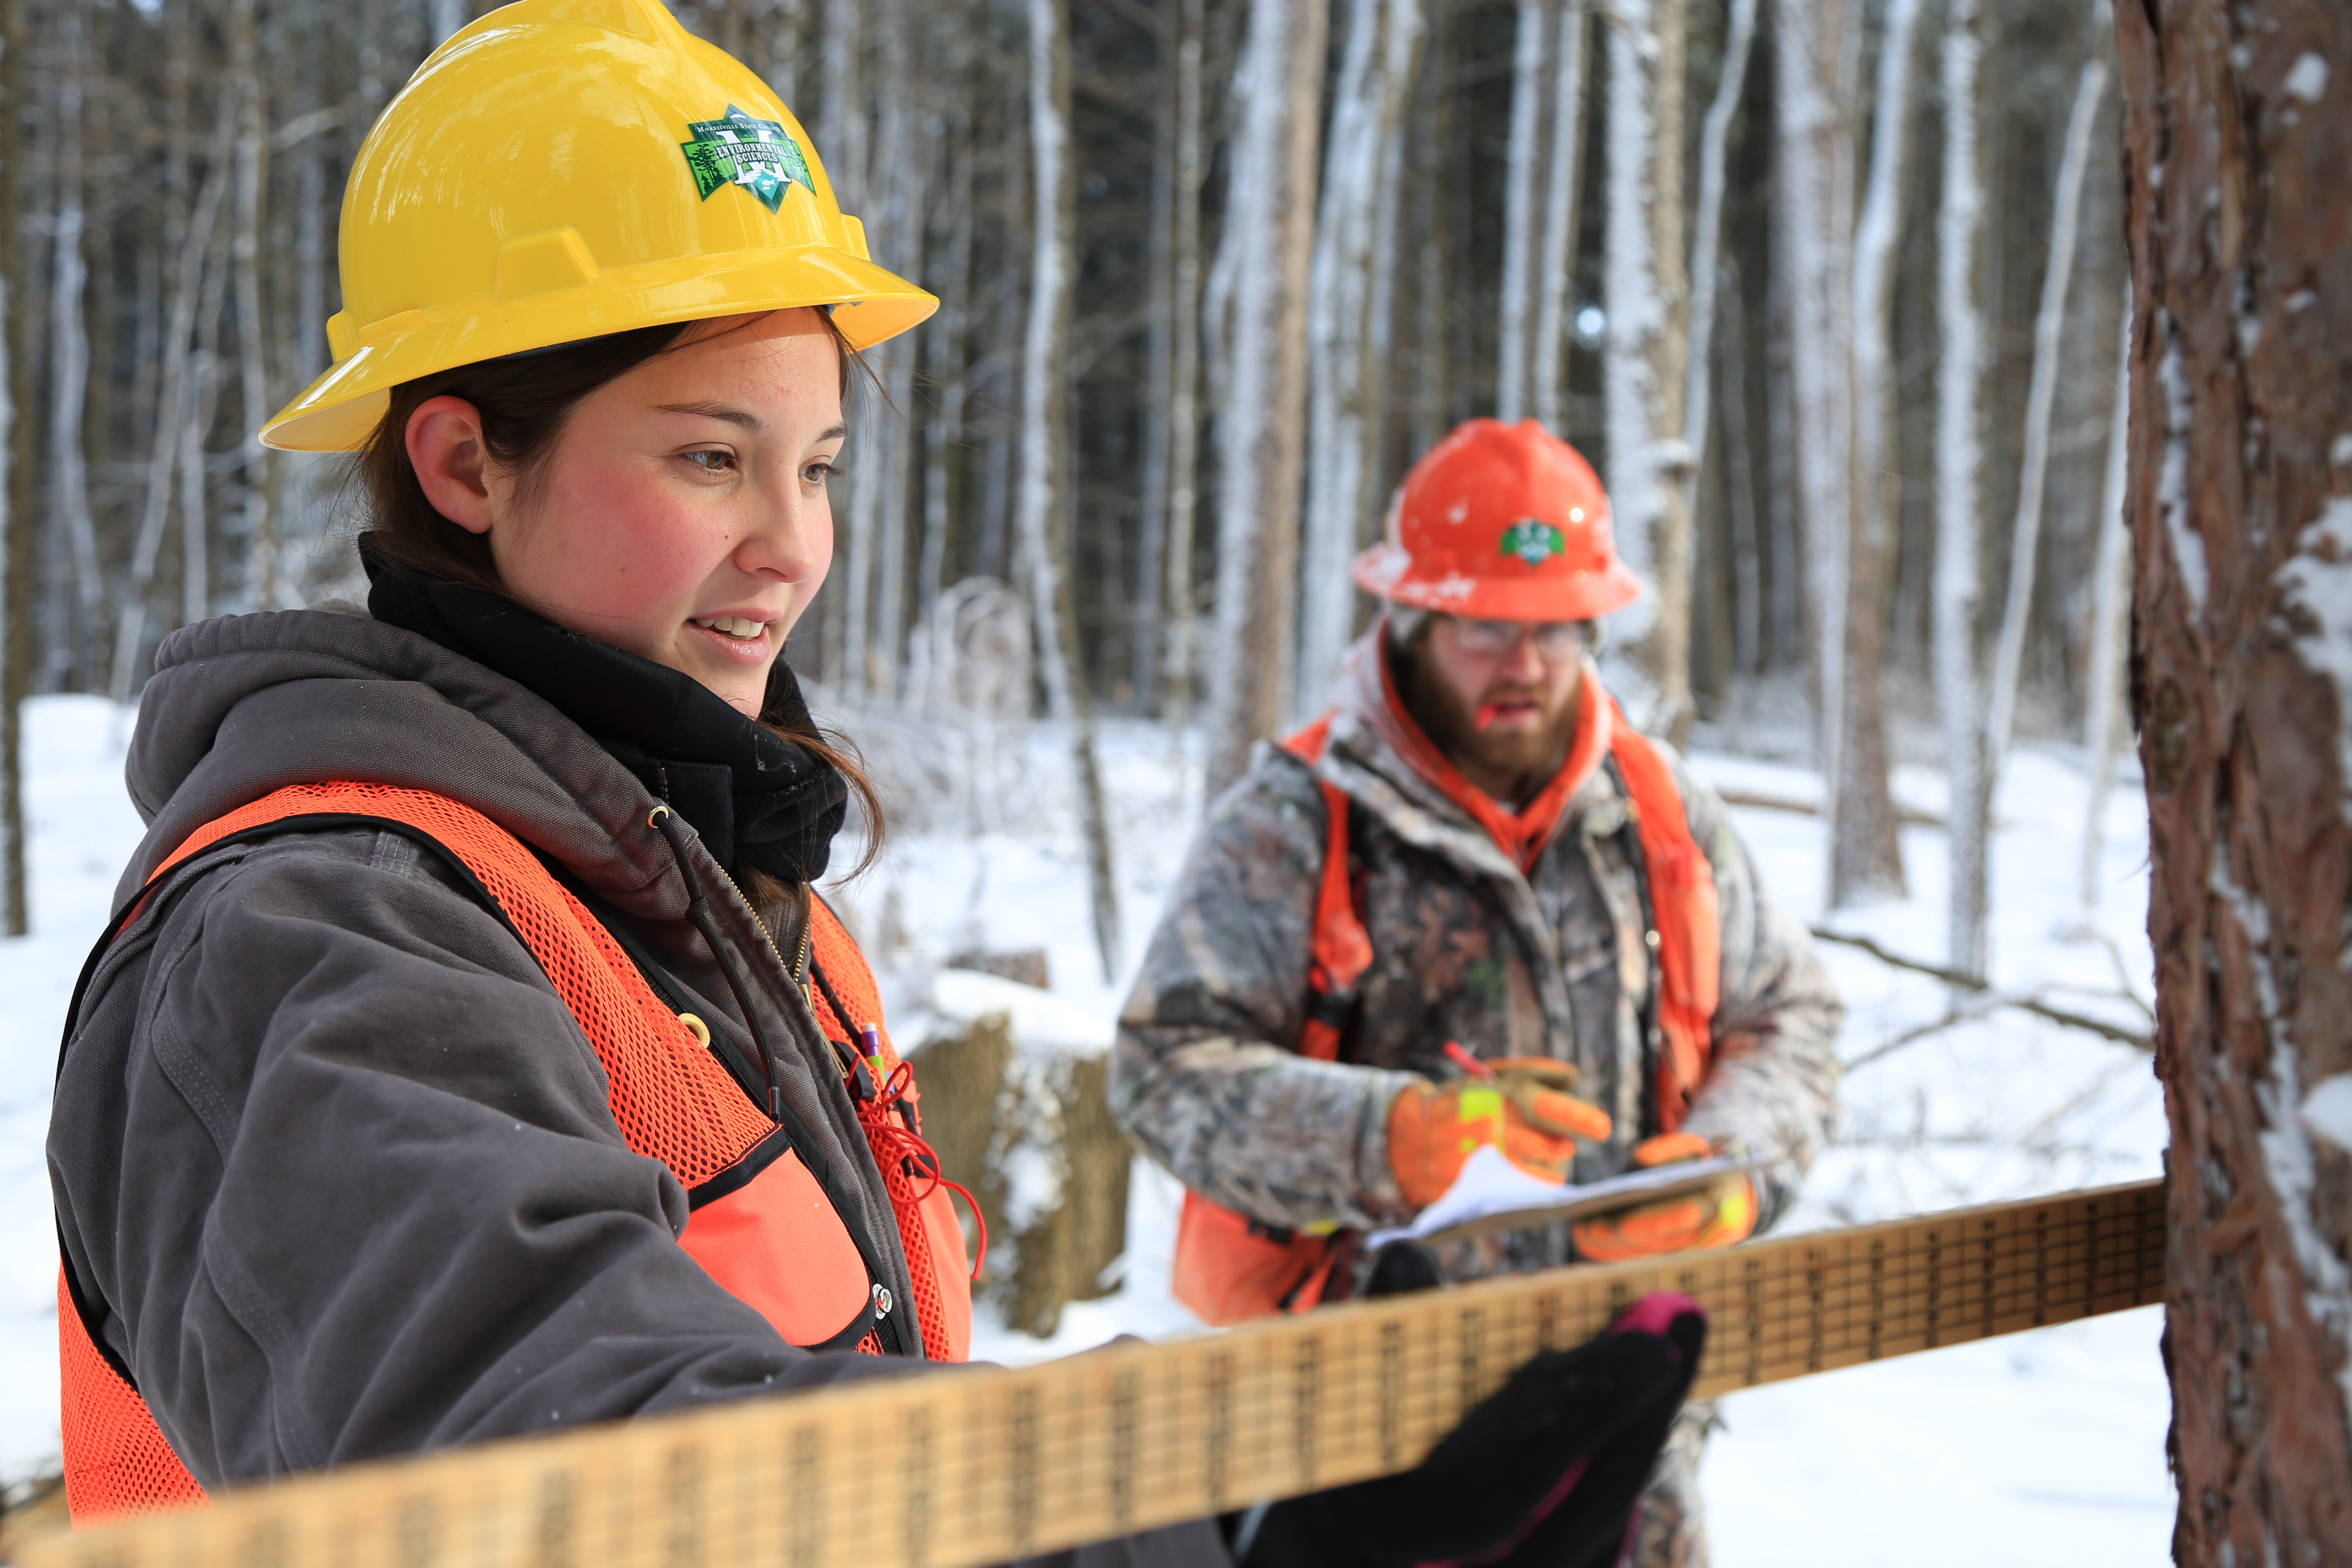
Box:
[1238,1292,1706,1568]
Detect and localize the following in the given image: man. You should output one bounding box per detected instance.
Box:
[1113,418,1842,1567]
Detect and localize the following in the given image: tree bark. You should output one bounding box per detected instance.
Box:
[1203,0,1325,796]
[1018,0,1122,981]
[1603,0,1693,745]
[1935,0,1992,980]
[1301,0,1423,711]
[2117,1,2352,1558]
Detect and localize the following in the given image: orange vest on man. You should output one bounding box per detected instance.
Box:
[58,783,970,1526]
[1171,419,1730,1326]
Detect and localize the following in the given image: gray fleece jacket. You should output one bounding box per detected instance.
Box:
[49,608,934,1484]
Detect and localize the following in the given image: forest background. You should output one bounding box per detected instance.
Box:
[0,0,2136,985]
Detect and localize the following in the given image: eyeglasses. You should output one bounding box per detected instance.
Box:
[1446,617,1590,661]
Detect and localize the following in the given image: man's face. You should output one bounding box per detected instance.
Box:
[1403,616,1589,794]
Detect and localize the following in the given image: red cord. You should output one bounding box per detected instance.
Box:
[863,1060,989,1280]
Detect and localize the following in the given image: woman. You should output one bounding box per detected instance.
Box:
[50,5,1699,1563]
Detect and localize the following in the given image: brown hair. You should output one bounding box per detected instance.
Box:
[354,313,886,885]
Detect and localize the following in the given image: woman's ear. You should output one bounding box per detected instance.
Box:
[405,396,496,536]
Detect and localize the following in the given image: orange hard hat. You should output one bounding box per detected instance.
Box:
[1352,418,1642,621]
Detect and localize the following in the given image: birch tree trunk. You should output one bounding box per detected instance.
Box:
[2076,298,2129,917]
[230,0,278,611]
[0,0,29,933]
[182,201,233,633]
[1529,0,1589,438]
[49,5,99,685]
[1017,0,1121,981]
[1161,0,1205,757]
[1496,0,1555,425]
[820,0,866,688]
[1301,0,1424,710]
[2116,2,2352,1557]
[1849,0,1922,738]
[1679,0,1756,508]
[113,160,227,704]
[1602,0,1693,744]
[1204,0,1326,796]
[1984,22,2107,778]
[1934,0,1992,979]
[1776,0,1902,905]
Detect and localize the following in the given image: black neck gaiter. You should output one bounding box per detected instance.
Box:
[365,552,848,883]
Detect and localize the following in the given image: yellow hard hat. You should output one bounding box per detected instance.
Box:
[261,0,935,452]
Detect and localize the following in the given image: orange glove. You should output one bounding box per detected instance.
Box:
[1570,1132,1756,1262]
[1389,1057,1612,1211]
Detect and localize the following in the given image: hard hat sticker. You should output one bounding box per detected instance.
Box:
[1500,520,1566,566]
[680,106,814,214]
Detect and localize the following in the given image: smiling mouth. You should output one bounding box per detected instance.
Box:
[691,615,768,641]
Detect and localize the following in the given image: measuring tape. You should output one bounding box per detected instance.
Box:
[22,1178,2165,1568]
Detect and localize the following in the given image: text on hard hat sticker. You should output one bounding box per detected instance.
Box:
[680,106,814,214]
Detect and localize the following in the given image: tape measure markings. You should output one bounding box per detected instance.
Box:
[24,1180,2165,1568]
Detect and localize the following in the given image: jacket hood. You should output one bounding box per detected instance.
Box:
[120,608,687,920]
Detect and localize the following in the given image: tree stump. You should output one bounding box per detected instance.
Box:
[905,980,1130,1339]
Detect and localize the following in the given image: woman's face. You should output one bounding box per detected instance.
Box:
[408,310,844,717]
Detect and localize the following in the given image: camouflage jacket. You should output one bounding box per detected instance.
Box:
[1112,636,1843,1281]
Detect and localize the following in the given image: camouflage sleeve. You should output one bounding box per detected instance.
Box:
[1111,752,1422,1232]
[1667,758,1844,1230]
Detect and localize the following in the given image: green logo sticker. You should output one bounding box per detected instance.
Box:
[680,106,813,214]
[1500,520,1566,566]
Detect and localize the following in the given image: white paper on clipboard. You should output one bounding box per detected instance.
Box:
[1365,1144,1768,1250]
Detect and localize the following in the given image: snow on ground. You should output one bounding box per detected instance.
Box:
[0,695,2174,1560]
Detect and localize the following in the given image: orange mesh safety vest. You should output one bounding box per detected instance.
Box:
[1170,712,1720,1326]
[57,782,972,1528]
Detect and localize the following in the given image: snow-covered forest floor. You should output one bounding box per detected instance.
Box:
[0,693,2173,1561]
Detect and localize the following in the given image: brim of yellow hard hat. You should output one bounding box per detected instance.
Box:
[1352,542,1645,621]
[260,244,937,453]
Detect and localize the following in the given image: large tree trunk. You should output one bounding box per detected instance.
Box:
[2116,1,2352,1560]
[1602,0,1692,744]
[1300,0,1423,711]
[1935,0,1993,980]
[1017,0,1121,982]
[1203,0,1325,796]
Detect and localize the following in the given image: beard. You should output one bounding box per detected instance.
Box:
[1395,645,1582,804]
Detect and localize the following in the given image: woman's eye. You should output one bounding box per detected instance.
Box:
[800,459,835,486]
[683,450,735,474]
